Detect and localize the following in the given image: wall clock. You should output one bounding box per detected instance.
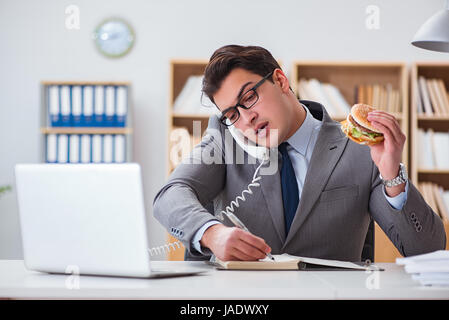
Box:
[93,18,135,58]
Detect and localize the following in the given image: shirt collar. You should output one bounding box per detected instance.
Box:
[286,103,322,156]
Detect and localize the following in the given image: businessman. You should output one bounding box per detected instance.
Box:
[154,45,446,262]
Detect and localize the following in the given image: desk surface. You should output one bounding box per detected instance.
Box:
[0,260,448,299]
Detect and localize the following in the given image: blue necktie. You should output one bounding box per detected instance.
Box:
[279,142,299,234]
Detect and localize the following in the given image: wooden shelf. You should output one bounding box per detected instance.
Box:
[418,169,449,174]
[410,62,449,183]
[291,61,408,167]
[166,60,210,261]
[40,81,133,163]
[417,115,449,120]
[172,113,214,119]
[40,127,133,135]
[407,62,449,258]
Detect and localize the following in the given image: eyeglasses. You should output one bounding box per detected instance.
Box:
[219,70,274,126]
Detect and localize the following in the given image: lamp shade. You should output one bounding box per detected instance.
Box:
[411,2,449,53]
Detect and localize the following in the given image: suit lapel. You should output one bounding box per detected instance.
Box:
[255,159,286,244]
[283,104,348,248]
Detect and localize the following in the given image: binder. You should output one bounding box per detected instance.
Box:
[57,134,69,163]
[80,134,91,163]
[46,134,58,163]
[116,86,127,127]
[114,135,126,163]
[48,86,61,126]
[82,86,94,127]
[94,86,105,127]
[105,86,116,126]
[92,134,103,163]
[103,134,113,163]
[69,134,80,163]
[71,86,82,126]
[60,86,71,127]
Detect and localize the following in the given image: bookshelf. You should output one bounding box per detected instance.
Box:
[410,62,449,252]
[40,81,133,163]
[291,61,410,262]
[165,60,449,262]
[167,60,211,260]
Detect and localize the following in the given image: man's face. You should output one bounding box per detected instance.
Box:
[213,68,292,148]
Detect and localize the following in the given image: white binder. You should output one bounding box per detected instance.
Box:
[83,86,94,126]
[48,86,60,126]
[116,86,127,127]
[57,134,68,163]
[105,86,115,126]
[114,135,126,163]
[103,135,113,163]
[71,86,82,126]
[94,86,105,125]
[80,134,91,163]
[46,134,57,163]
[69,135,80,163]
[92,134,103,163]
[60,86,71,126]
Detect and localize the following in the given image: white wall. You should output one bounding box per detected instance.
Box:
[0,0,446,259]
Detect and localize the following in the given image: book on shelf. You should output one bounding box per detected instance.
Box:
[212,253,382,271]
[416,129,449,170]
[46,84,128,127]
[355,83,401,113]
[417,182,449,223]
[297,78,350,118]
[45,133,126,164]
[416,76,449,116]
[173,75,219,116]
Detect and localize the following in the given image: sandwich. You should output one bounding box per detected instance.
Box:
[340,104,384,145]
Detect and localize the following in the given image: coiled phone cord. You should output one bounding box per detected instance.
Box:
[148,159,266,257]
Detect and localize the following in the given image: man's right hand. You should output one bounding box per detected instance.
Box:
[200,224,272,261]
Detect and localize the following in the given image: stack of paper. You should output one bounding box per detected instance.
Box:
[396,250,449,286]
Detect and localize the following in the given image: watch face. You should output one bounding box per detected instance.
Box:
[93,18,135,58]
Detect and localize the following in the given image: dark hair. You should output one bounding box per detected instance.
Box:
[202,45,281,104]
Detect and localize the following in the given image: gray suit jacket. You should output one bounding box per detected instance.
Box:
[153,101,446,261]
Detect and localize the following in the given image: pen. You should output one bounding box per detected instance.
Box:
[225,212,275,261]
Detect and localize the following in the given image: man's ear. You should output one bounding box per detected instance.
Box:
[272,68,290,93]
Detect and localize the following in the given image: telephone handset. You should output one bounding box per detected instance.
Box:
[149,126,269,257]
[228,125,269,162]
[215,125,268,233]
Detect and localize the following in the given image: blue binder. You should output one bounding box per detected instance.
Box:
[104,86,116,127]
[60,86,71,127]
[116,86,127,127]
[71,86,82,127]
[81,86,94,127]
[94,86,106,127]
[48,86,61,127]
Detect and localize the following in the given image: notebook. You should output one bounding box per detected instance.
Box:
[212,254,382,271]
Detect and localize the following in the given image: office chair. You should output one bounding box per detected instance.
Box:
[361,218,375,263]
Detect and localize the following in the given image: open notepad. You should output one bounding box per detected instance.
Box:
[213,254,382,271]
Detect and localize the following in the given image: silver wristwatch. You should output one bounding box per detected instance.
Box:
[379,163,408,188]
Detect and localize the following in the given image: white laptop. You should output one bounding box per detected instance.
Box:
[15,163,205,278]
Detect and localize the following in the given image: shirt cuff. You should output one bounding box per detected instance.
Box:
[383,180,409,210]
[192,220,222,254]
